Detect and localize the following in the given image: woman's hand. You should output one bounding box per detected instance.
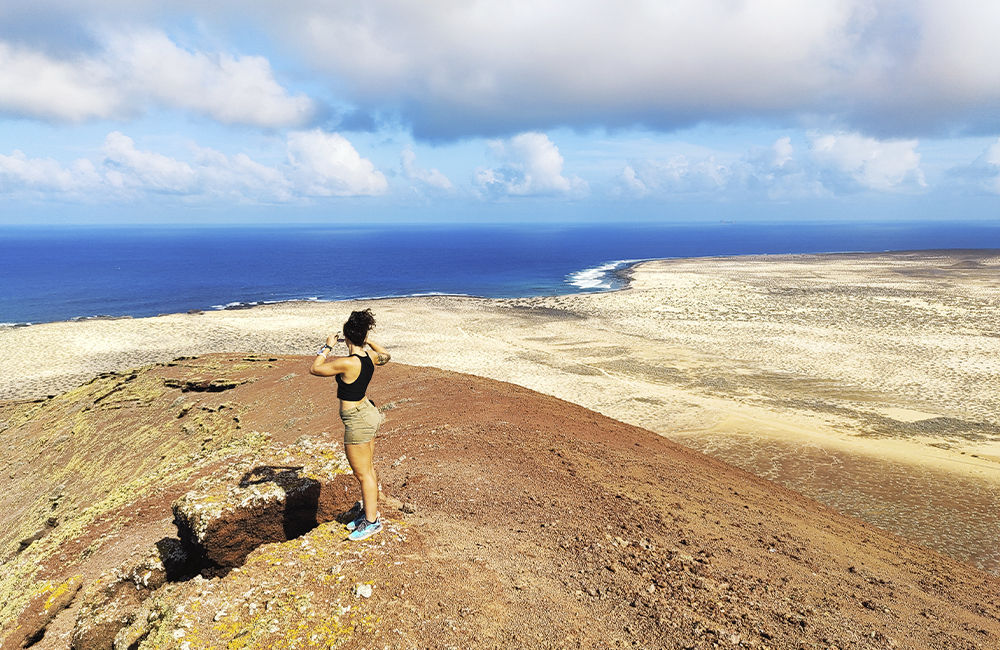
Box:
[327,332,342,347]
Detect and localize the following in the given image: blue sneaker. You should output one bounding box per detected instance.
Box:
[348,516,383,541]
[346,510,367,532]
[343,502,364,530]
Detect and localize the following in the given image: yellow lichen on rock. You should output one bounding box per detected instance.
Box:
[0,359,292,635]
[0,575,83,650]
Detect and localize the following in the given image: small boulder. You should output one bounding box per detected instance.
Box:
[382,496,405,512]
[16,518,58,554]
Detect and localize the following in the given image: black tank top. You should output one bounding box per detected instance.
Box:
[336,354,374,401]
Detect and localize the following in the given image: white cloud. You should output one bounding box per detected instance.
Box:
[728,141,829,200]
[808,132,925,192]
[0,150,101,195]
[286,130,388,197]
[617,133,926,199]
[619,165,646,196]
[102,131,198,193]
[277,0,1000,138]
[0,30,314,126]
[0,130,385,201]
[107,30,314,127]
[773,137,794,168]
[0,41,121,122]
[190,144,294,202]
[401,147,453,191]
[474,132,586,198]
[2,2,1000,137]
[982,139,1000,169]
[944,137,1000,195]
[987,140,1000,167]
[615,154,731,199]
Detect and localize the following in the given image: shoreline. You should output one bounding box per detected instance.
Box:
[3,248,1000,573]
[4,247,998,330]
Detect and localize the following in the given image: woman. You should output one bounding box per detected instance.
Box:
[310,308,391,541]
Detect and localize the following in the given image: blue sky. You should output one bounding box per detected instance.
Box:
[1,0,999,224]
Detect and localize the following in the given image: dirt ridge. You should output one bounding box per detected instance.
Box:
[2,355,999,649]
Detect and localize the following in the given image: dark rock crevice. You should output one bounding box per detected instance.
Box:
[173,464,355,572]
[163,378,250,392]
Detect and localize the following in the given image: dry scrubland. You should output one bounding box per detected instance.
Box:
[2,250,998,573]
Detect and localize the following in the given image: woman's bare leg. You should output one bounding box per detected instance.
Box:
[345,440,379,522]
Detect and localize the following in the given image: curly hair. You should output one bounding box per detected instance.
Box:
[342,309,376,347]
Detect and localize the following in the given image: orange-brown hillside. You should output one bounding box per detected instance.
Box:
[1,354,998,650]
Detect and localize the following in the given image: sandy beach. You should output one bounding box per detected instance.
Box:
[3,250,999,573]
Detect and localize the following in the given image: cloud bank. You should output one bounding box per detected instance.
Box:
[617,133,926,200]
[0,30,314,126]
[284,0,1000,139]
[0,1,997,220]
[4,129,986,206]
[2,1,1000,139]
[0,131,386,202]
[946,138,1000,195]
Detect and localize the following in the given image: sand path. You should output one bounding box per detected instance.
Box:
[2,250,999,572]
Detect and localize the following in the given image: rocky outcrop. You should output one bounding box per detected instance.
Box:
[0,575,82,650]
[66,437,356,650]
[172,436,355,569]
[70,539,188,650]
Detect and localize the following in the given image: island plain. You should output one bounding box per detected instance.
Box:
[2,250,999,574]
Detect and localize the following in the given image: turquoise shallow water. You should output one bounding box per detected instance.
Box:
[3,221,998,325]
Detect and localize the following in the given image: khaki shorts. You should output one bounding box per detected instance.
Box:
[340,399,383,445]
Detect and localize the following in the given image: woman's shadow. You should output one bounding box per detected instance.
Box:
[239,465,321,540]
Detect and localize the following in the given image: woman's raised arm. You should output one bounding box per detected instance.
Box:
[311,335,352,376]
[366,339,391,365]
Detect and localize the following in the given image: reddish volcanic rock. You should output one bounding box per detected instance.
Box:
[171,438,357,569]
[69,540,188,650]
[0,576,81,650]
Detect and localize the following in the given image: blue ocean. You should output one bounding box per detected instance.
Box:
[2,221,999,326]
